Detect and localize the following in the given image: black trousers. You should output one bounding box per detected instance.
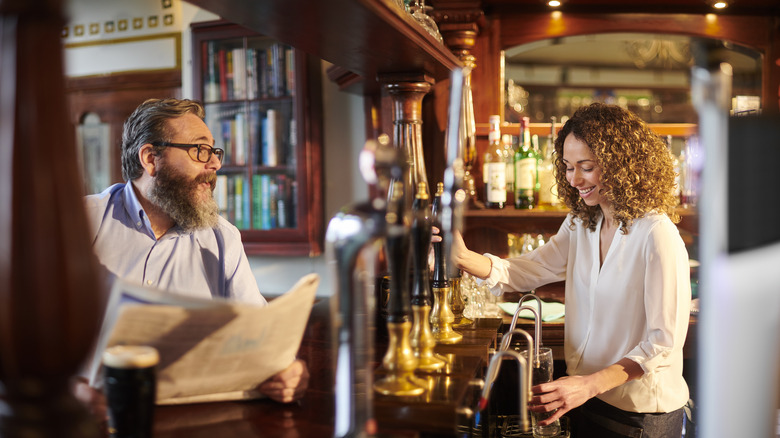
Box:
[567,398,684,438]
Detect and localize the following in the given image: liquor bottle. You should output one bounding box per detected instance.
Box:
[502,134,515,204]
[482,115,506,209]
[531,134,542,205]
[538,116,558,208]
[514,117,536,209]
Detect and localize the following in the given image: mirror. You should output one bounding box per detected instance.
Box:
[503,33,763,124]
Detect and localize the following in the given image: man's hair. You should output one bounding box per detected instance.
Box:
[121,98,206,181]
[553,102,679,232]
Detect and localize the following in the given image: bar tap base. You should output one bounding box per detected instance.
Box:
[374,321,427,396]
[431,286,463,344]
[452,316,475,328]
[373,373,428,397]
[410,305,447,372]
[432,327,464,344]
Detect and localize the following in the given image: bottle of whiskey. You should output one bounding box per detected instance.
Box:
[483,115,506,209]
[514,117,536,209]
[502,133,515,204]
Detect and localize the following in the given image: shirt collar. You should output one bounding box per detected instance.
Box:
[122,181,157,237]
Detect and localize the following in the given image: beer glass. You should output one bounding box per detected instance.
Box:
[103,345,159,438]
[524,347,561,437]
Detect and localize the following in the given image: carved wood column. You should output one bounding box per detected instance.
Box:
[430,1,485,64]
[0,0,102,436]
[380,73,435,207]
[431,1,485,206]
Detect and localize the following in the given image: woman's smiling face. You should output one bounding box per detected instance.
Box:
[562,132,608,210]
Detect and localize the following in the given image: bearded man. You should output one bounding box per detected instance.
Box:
[82,98,308,404]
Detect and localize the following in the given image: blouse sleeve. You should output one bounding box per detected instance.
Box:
[624,219,691,373]
[480,216,572,296]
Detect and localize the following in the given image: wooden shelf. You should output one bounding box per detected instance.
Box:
[475,122,698,138]
[185,0,462,94]
[464,206,698,234]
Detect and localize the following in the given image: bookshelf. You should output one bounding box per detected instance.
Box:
[192,20,323,256]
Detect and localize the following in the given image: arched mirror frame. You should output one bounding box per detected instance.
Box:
[470,12,780,126]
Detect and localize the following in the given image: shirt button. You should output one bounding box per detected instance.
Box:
[137,221,142,227]
[147,280,153,285]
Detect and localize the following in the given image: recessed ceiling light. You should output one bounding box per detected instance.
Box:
[704,0,731,8]
[548,0,562,7]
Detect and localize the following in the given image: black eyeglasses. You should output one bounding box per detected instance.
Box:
[153,142,224,163]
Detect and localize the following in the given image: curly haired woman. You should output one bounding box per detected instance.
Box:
[451,103,691,437]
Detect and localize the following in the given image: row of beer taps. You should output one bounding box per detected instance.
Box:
[325,68,546,437]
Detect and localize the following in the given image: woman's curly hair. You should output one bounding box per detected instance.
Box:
[552,102,679,233]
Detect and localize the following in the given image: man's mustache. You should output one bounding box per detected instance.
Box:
[195,172,217,191]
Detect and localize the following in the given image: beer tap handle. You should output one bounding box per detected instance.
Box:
[441,67,465,278]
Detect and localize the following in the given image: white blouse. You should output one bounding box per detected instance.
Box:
[483,212,691,413]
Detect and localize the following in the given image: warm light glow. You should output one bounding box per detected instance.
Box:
[713,1,728,8]
[551,10,563,19]
[548,0,562,6]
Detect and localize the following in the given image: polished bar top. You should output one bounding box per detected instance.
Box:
[153,299,502,437]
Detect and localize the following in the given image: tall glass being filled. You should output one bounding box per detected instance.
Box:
[524,347,561,437]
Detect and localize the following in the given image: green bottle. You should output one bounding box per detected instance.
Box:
[514,117,536,209]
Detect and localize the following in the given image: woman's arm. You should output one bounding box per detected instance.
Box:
[530,358,644,425]
[431,227,492,279]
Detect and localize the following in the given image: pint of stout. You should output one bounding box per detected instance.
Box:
[102,345,159,438]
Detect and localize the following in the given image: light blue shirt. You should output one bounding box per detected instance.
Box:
[85,182,266,305]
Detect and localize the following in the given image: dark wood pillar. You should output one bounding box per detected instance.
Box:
[0,0,102,436]
[380,73,435,207]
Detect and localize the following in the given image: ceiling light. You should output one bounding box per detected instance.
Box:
[704,0,731,9]
[548,0,562,7]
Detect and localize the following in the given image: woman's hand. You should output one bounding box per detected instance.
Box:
[529,359,643,426]
[256,359,310,403]
[431,227,492,278]
[529,375,598,425]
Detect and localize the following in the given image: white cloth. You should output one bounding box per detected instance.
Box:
[483,212,691,413]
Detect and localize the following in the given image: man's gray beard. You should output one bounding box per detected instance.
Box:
[147,163,219,232]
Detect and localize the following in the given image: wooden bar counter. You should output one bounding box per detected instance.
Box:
[153,299,502,437]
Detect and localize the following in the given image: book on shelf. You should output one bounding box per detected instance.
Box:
[231,47,246,100]
[215,175,228,219]
[234,112,246,166]
[246,49,258,100]
[218,49,228,101]
[260,174,272,230]
[285,47,295,96]
[204,41,219,102]
[262,109,279,166]
[249,106,261,167]
[233,175,245,229]
[257,49,269,99]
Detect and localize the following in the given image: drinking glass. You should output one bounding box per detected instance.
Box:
[523,347,561,437]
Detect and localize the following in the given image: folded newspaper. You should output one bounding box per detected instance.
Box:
[87,273,319,405]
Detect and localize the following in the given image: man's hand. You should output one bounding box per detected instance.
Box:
[71,377,109,434]
[257,359,310,403]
